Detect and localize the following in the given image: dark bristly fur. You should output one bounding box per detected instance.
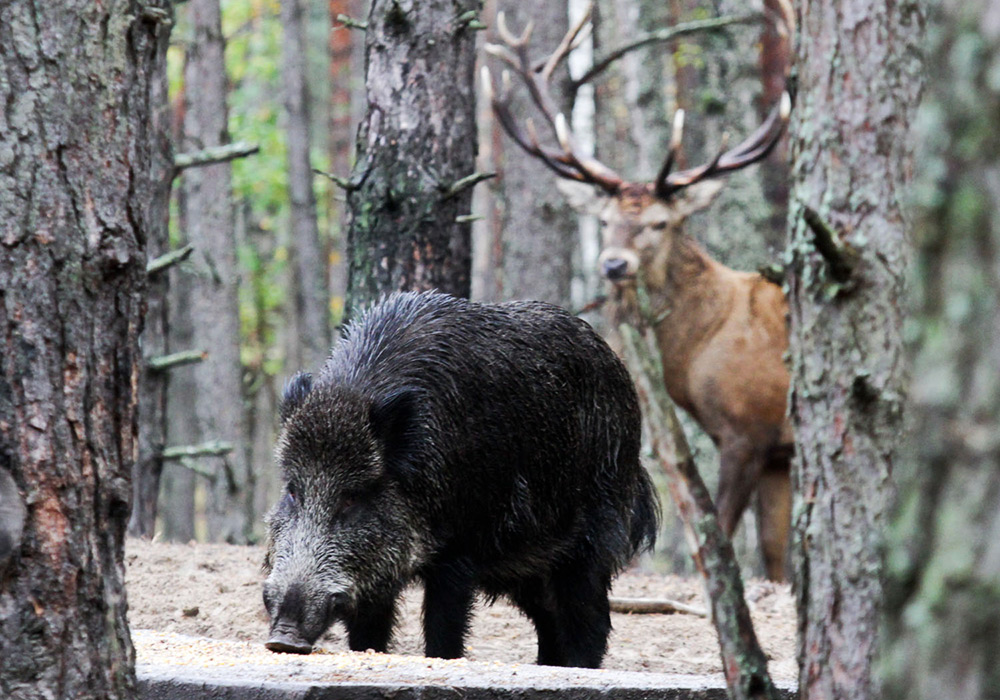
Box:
[263,291,658,668]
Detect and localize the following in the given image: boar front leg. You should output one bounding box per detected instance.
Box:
[346,594,398,653]
[422,561,476,659]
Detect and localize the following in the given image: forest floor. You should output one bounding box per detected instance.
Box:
[125,539,798,683]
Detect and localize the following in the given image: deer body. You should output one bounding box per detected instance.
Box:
[594,186,793,580]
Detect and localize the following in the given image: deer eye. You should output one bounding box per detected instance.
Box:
[650,221,668,231]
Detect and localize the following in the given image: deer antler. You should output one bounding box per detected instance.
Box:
[654,90,792,200]
[483,4,625,193]
[484,5,794,201]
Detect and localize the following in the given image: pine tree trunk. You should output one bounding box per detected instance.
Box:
[175,0,252,542]
[131,2,177,539]
[881,4,1000,698]
[0,2,163,696]
[345,0,482,314]
[282,0,329,370]
[785,2,923,699]
[491,0,576,306]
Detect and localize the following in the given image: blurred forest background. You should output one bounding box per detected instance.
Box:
[142,0,809,577]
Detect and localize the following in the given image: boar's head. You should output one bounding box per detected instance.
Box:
[262,372,426,653]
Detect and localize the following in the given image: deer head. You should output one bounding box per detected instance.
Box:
[483,6,792,294]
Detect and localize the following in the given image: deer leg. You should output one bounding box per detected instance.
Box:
[755,449,793,582]
[715,437,765,539]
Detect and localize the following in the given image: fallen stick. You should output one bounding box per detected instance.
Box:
[609,596,708,617]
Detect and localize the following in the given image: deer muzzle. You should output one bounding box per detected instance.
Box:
[598,249,640,282]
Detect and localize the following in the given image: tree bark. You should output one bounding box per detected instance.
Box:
[345,0,482,315]
[881,4,1000,698]
[786,2,923,699]
[0,2,163,696]
[175,0,252,543]
[131,2,177,539]
[282,0,330,371]
[490,0,577,306]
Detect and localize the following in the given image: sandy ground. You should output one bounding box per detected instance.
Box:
[125,539,797,682]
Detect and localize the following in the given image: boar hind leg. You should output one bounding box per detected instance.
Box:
[346,595,398,653]
[422,563,476,659]
[513,562,611,668]
[550,560,612,669]
[510,577,563,666]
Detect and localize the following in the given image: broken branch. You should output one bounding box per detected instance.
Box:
[335,14,367,30]
[174,141,259,175]
[146,244,194,276]
[609,596,708,617]
[313,168,359,191]
[442,171,496,200]
[148,350,207,372]
[161,441,234,461]
[802,204,859,283]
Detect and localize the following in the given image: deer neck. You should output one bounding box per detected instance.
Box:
[644,234,736,409]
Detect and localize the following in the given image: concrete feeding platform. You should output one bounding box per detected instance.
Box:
[135,631,796,700]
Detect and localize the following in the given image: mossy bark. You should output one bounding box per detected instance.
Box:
[0,1,163,696]
[785,2,923,699]
[881,3,1000,698]
[345,0,482,316]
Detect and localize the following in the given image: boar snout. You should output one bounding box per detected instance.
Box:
[265,627,313,655]
[264,582,347,654]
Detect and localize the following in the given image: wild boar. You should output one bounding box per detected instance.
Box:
[263,291,658,668]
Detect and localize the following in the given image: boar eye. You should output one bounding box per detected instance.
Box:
[334,492,363,519]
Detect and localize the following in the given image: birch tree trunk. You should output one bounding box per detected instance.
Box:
[345,0,482,314]
[175,0,252,542]
[882,3,1000,698]
[786,2,923,699]
[0,2,163,696]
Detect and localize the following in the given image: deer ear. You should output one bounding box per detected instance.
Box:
[556,180,609,216]
[673,180,724,219]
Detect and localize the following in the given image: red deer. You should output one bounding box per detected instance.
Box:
[484,10,794,580]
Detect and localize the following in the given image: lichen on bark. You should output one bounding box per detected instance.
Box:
[785,2,924,700]
[345,0,482,315]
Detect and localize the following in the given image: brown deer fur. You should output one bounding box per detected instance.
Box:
[564,180,793,581]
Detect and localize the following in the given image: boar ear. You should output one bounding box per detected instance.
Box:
[279,372,313,423]
[370,388,423,474]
